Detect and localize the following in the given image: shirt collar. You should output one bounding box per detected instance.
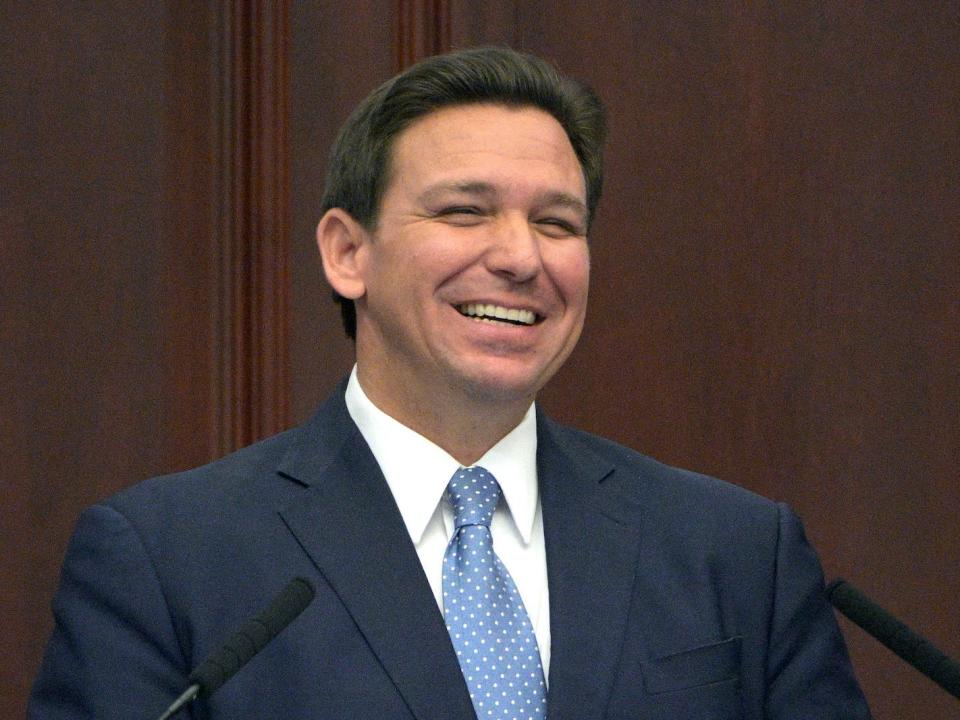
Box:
[344,365,539,544]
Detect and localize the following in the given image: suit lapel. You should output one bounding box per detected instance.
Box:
[275,391,476,720]
[271,389,644,720]
[538,414,644,720]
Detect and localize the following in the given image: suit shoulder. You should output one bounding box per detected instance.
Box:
[107,383,354,512]
[546,420,778,518]
[105,425,301,514]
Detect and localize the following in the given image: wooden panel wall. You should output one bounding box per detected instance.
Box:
[3,2,957,718]
[290,2,960,717]
[287,1,395,421]
[1,2,292,715]
[442,3,960,717]
[3,4,211,714]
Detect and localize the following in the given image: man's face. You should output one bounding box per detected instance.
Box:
[352,103,590,413]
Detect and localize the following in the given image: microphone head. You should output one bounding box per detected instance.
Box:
[188,577,316,696]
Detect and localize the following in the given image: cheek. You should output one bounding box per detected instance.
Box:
[416,235,490,288]
[547,244,591,305]
[368,241,435,291]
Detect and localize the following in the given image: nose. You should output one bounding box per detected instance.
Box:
[484,214,543,283]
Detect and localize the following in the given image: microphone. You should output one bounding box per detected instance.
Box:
[154,577,316,720]
[826,578,960,700]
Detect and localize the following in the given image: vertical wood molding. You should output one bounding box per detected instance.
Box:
[215,0,291,453]
[396,0,452,70]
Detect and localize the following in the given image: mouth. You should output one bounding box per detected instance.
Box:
[455,303,539,326]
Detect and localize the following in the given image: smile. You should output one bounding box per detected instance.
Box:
[455,303,538,326]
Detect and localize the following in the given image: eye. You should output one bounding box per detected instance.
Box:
[439,206,481,216]
[535,217,584,237]
[434,206,486,225]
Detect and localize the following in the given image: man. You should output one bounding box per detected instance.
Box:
[30,48,871,719]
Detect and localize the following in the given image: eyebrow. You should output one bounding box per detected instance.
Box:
[418,181,498,204]
[419,181,588,219]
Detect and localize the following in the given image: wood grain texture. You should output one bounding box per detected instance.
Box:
[2,2,293,715]
[446,3,960,717]
[215,0,292,452]
[396,0,452,69]
[5,2,958,719]
[2,3,222,715]
[288,1,396,422]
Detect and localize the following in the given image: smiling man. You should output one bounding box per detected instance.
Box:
[319,102,590,463]
[30,48,871,719]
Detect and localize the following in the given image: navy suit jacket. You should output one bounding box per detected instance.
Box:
[30,386,870,719]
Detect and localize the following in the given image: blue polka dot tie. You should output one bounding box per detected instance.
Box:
[442,466,548,720]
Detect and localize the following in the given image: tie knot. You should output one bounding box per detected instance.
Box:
[446,466,501,529]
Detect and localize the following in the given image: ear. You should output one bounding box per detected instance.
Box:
[316,208,370,300]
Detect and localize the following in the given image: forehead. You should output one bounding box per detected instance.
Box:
[383,103,586,201]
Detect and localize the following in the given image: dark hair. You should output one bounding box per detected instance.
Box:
[321,46,606,339]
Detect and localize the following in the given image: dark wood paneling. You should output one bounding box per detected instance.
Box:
[289,2,960,715]
[2,2,292,716]
[6,2,958,718]
[288,2,396,422]
[0,4,216,714]
[215,0,292,451]
[447,3,960,717]
[397,0,452,69]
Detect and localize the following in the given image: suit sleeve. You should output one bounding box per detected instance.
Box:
[763,503,872,719]
[28,503,191,720]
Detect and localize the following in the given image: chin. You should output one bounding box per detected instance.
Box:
[454,366,549,405]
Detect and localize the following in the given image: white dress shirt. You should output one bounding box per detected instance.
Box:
[344,366,551,678]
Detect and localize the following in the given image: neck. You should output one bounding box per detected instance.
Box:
[355,364,532,466]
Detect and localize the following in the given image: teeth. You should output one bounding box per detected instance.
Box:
[456,303,536,325]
